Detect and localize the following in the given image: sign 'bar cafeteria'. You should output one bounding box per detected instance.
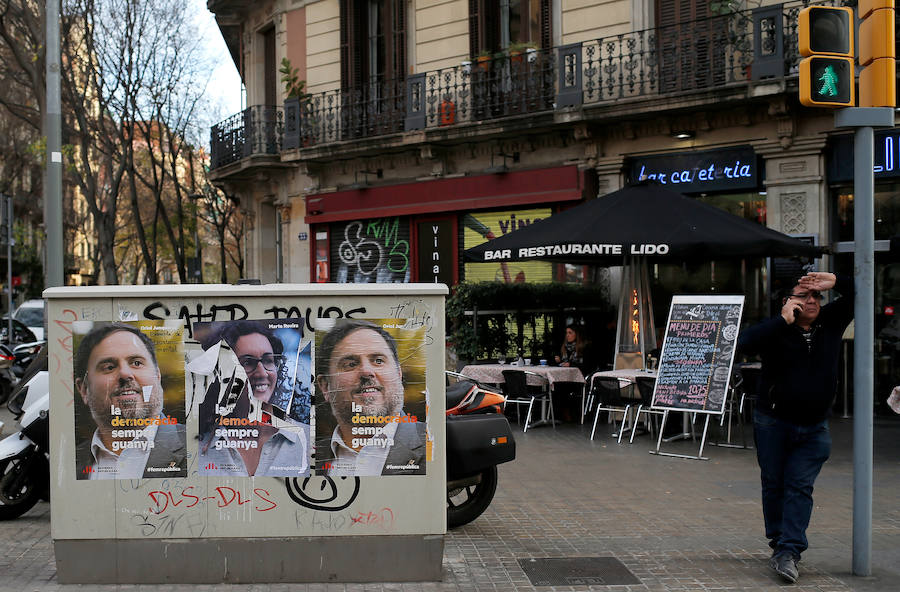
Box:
[483,243,670,260]
[629,145,760,194]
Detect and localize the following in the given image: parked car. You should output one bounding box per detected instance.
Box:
[12,300,44,340]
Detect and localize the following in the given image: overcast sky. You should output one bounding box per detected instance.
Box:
[192,0,243,121]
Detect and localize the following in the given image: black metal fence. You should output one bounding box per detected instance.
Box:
[210,105,283,169]
[211,2,830,170]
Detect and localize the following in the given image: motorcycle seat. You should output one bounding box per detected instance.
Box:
[447,380,477,409]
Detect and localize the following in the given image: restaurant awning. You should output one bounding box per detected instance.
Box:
[304,165,587,224]
[463,181,824,265]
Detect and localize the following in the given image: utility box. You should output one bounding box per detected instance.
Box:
[45,284,447,584]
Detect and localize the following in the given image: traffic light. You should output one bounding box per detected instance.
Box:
[798,6,855,107]
[858,0,896,107]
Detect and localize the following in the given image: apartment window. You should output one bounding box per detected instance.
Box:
[468,0,551,57]
[339,0,407,137]
[656,0,724,92]
[340,0,406,90]
[262,26,277,106]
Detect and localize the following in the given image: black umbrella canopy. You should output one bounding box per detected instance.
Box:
[464,182,824,265]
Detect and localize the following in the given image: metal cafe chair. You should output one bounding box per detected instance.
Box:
[713,367,758,449]
[588,374,635,443]
[629,376,665,443]
[501,369,554,432]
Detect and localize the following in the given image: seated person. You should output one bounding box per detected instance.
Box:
[554,324,592,374]
[552,324,590,421]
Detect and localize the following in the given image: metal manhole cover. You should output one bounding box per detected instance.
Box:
[518,557,641,586]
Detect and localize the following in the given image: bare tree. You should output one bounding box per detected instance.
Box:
[2,0,226,285]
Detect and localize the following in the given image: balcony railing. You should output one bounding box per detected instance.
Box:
[210,105,283,169]
[211,2,823,171]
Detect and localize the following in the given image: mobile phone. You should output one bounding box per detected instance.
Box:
[792,306,801,320]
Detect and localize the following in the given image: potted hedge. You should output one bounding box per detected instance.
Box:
[280,57,313,149]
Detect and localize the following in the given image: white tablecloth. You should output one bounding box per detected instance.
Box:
[460,364,585,389]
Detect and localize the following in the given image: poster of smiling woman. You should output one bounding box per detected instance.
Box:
[189,319,311,477]
[72,320,186,480]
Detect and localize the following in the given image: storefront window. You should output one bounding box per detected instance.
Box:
[831,181,900,411]
[696,192,767,225]
[649,192,769,325]
[462,209,554,283]
[833,182,900,241]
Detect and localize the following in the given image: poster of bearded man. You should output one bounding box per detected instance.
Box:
[72,320,186,480]
[313,318,428,476]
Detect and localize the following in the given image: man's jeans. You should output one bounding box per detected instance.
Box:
[753,409,831,558]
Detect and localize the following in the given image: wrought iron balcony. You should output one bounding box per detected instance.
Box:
[210,105,283,170]
[211,2,816,171]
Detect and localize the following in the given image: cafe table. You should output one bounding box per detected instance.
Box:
[459,363,586,390]
[458,363,585,428]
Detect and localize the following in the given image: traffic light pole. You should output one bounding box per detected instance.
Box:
[44,0,63,289]
[834,106,895,577]
[2,195,11,340]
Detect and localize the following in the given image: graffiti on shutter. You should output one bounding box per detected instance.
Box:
[331,217,411,283]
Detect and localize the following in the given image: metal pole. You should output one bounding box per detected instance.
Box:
[851,124,874,577]
[5,196,12,340]
[44,0,64,288]
[835,106,893,577]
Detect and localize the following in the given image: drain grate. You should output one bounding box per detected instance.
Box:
[518,557,641,586]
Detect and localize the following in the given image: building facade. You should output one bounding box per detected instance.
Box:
[206,0,898,326]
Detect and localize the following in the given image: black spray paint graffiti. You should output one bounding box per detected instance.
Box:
[285,476,361,512]
[143,301,366,338]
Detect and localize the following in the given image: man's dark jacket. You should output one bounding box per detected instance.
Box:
[737,275,854,425]
[315,421,426,475]
[75,420,187,479]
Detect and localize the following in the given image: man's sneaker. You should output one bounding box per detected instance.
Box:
[771,552,799,583]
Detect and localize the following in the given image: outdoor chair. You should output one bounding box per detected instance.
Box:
[629,376,665,443]
[501,369,554,433]
[588,374,636,443]
[713,367,758,449]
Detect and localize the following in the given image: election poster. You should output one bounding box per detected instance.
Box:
[72,320,186,480]
[189,319,311,477]
[313,318,427,476]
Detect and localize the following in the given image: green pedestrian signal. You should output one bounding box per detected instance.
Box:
[817,64,840,97]
[800,56,854,107]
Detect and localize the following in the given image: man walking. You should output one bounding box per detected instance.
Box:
[738,271,853,583]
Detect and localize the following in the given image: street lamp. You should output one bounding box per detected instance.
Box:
[187,193,203,283]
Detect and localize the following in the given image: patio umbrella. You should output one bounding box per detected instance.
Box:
[463,181,824,369]
[463,181,823,265]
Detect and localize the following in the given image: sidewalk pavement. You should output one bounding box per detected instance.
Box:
[1,414,898,591]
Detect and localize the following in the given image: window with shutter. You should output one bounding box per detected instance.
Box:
[339,0,407,137]
[329,218,412,283]
[655,0,719,93]
[340,0,406,86]
[263,27,277,106]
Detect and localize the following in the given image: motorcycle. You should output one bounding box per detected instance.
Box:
[445,370,516,528]
[0,348,49,520]
[0,341,44,406]
[11,341,44,380]
[0,344,15,405]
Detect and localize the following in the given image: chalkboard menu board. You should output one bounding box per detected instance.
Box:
[651,295,744,414]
